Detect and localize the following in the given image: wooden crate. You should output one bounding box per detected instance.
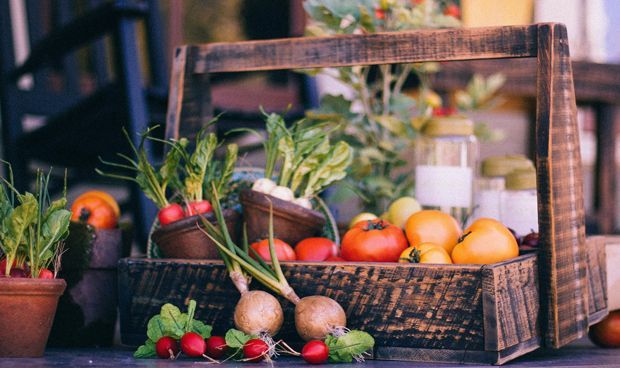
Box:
[118,23,605,364]
[119,254,540,365]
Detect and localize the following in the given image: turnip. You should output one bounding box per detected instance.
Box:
[269,185,294,201]
[234,290,284,336]
[252,178,276,194]
[205,336,227,359]
[155,336,179,359]
[293,197,312,209]
[295,296,346,341]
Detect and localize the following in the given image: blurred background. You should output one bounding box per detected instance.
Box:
[1,0,619,246]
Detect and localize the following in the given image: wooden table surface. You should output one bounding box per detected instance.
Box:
[1,339,618,367]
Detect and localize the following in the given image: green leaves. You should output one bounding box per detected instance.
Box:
[225,328,255,349]
[135,299,213,359]
[326,330,375,363]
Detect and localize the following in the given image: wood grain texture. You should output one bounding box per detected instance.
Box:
[585,236,608,325]
[535,23,588,348]
[118,258,495,351]
[192,25,538,73]
[482,255,540,352]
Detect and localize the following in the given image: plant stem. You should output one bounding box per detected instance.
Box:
[393,64,412,96]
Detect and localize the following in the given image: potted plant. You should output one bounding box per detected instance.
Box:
[303,0,505,216]
[98,121,239,259]
[0,166,71,357]
[241,111,352,245]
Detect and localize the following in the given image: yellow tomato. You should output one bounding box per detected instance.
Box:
[348,212,378,229]
[398,242,452,264]
[451,218,519,264]
[405,210,462,254]
[387,196,421,229]
[74,191,120,219]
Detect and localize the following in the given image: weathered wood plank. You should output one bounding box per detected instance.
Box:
[535,23,589,348]
[191,25,538,73]
[119,259,490,351]
[482,255,540,352]
[586,236,608,325]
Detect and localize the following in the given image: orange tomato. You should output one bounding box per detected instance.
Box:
[398,242,452,264]
[74,191,120,218]
[404,210,462,254]
[250,239,296,262]
[71,195,118,229]
[451,218,519,264]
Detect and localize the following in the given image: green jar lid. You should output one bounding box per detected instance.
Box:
[505,167,537,190]
[423,115,474,137]
[481,155,534,177]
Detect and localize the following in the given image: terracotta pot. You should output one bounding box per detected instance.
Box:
[240,189,326,245]
[0,278,66,357]
[151,208,241,259]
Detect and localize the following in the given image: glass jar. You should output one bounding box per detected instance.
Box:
[414,115,478,223]
[474,155,534,221]
[500,167,538,236]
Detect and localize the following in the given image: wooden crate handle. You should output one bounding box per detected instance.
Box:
[164,23,587,348]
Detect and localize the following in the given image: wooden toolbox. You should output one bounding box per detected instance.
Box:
[118,23,608,364]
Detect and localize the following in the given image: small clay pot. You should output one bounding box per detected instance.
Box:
[151,209,241,259]
[240,189,326,245]
[0,278,66,357]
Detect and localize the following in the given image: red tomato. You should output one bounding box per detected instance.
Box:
[444,4,461,18]
[185,200,213,216]
[38,269,54,279]
[375,8,386,20]
[158,203,185,226]
[295,238,338,261]
[340,219,409,262]
[251,239,296,261]
[325,256,346,262]
[71,196,117,229]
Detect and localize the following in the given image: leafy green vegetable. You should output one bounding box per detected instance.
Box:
[225,328,255,349]
[327,330,375,363]
[0,164,70,277]
[134,299,213,359]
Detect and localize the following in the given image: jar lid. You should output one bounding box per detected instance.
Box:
[481,155,534,177]
[423,115,474,137]
[505,167,537,190]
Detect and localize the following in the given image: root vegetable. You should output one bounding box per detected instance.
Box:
[38,269,54,279]
[295,296,346,341]
[158,203,185,225]
[302,340,329,364]
[180,332,206,357]
[252,178,277,194]
[293,197,312,209]
[243,338,270,362]
[205,336,227,358]
[155,336,179,359]
[270,186,295,201]
[234,290,284,336]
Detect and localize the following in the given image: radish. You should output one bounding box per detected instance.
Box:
[180,332,206,357]
[243,338,270,362]
[155,336,179,359]
[269,186,294,201]
[185,200,212,216]
[158,203,185,225]
[301,340,329,364]
[293,197,312,209]
[38,269,54,279]
[205,336,227,359]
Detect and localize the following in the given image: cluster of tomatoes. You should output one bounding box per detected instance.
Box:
[257,208,521,266]
[342,210,520,265]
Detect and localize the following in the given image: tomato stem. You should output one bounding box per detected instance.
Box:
[457,231,472,244]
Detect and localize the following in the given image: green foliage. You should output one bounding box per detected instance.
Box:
[326,330,375,363]
[0,164,70,277]
[303,0,504,213]
[224,328,255,349]
[134,299,213,359]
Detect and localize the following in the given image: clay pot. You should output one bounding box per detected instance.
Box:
[151,209,241,259]
[0,278,66,357]
[240,189,326,245]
